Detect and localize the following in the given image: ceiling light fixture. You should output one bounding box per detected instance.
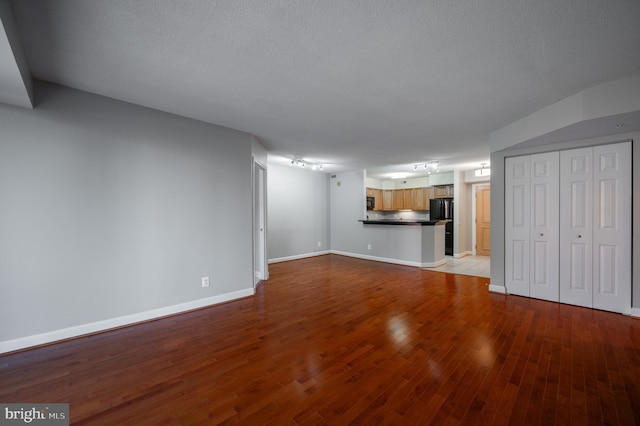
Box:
[475,163,491,177]
[413,161,440,174]
[291,158,323,171]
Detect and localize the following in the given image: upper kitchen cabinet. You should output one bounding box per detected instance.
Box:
[433,185,454,198]
[393,189,407,210]
[393,188,424,210]
[368,186,436,211]
[382,189,394,210]
[365,172,452,211]
[413,187,433,210]
[403,189,413,209]
[431,171,454,198]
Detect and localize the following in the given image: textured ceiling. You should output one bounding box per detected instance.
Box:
[6,0,640,177]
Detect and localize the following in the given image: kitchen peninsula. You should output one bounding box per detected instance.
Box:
[358,219,447,267]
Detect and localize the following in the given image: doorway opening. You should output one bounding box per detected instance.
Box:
[473,184,491,256]
[253,160,267,287]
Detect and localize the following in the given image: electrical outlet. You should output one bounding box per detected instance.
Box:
[201,276,210,288]
[317,241,321,247]
[367,244,372,250]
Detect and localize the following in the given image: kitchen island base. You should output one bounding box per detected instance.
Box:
[358,220,447,267]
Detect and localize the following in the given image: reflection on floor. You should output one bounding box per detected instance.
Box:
[424,255,490,278]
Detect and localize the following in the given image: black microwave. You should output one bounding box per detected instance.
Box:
[366,196,375,210]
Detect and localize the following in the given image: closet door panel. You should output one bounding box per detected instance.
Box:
[529,152,559,301]
[592,142,631,314]
[505,156,530,297]
[560,148,593,308]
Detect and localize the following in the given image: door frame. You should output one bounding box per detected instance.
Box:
[252,158,268,287]
[472,183,491,256]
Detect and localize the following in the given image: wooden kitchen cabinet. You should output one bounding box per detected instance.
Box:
[413,188,424,210]
[411,187,433,210]
[424,186,434,207]
[403,189,413,209]
[393,189,405,210]
[433,185,453,198]
[373,186,443,211]
[382,190,394,210]
[412,187,431,210]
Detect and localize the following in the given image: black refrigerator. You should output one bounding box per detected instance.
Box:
[430,197,454,255]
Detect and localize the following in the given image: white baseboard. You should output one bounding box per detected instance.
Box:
[422,259,447,268]
[331,250,432,268]
[488,284,507,294]
[268,250,330,264]
[631,308,640,318]
[454,251,473,259]
[272,250,447,268]
[0,287,254,355]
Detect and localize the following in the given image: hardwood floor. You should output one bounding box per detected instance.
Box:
[1,254,639,425]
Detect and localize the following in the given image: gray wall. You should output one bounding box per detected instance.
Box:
[268,166,436,265]
[329,170,434,265]
[329,170,367,254]
[267,163,330,260]
[0,82,254,344]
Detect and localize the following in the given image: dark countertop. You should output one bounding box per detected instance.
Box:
[359,219,446,226]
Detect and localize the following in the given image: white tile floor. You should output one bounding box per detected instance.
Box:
[424,255,490,278]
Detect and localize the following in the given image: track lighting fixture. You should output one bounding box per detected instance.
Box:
[290,158,323,171]
[413,161,440,174]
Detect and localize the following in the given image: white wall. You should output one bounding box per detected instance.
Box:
[0,82,254,351]
[453,170,472,256]
[429,171,454,185]
[267,163,330,261]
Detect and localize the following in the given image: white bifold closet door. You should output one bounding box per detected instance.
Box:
[505,156,530,297]
[559,142,631,314]
[530,152,560,301]
[505,151,559,301]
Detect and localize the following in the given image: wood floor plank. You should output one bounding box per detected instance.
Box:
[1,254,639,425]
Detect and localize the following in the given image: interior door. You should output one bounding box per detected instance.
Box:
[529,152,559,302]
[560,147,593,307]
[592,142,631,313]
[505,156,530,297]
[475,186,491,256]
[559,142,631,313]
